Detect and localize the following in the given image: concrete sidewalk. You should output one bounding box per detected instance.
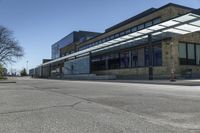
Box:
[0,80,16,83]
[101,79,200,86]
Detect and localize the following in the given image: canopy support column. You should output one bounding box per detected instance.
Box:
[148,34,153,80]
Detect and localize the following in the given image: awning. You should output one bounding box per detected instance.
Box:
[42,10,200,66]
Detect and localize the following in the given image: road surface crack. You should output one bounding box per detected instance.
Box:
[0,101,83,115]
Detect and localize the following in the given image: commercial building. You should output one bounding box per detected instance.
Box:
[31,3,200,80]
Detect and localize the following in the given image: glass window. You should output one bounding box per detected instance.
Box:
[106,37,110,41]
[131,27,137,32]
[120,52,129,68]
[115,34,119,38]
[138,24,144,30]
[144,47,149,66]
[179,43,187,58]
[110,35,114,40]
[196,45,200,65]
[120,32,125,36]
[132,50,138,67]
[108,53,120,69]
[153,45,162,66]
[188,44,195,59]
[125,29,131,34]
[145,21,152,28]
[91,56,106,71]
[153,18,161,24]
[137,48,145,67]
[179,43,187,65]
[179,43,197,65]
[188,43,195,65]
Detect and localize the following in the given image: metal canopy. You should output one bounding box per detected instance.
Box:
[42,11,200,66]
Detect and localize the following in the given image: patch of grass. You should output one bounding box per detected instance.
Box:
[0,77,7,80]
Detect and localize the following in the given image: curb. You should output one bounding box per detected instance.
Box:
[0,81,16,83]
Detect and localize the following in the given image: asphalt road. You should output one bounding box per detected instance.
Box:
[0,77,200,133]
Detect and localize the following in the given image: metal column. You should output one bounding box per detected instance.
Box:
[89,52,92,74]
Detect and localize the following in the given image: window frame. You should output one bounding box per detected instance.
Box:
[179,42,200,66]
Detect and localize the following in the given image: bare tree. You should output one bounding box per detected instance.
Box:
[0,26,24,65]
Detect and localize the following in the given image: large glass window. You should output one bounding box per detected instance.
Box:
[187,44,196,65]
[153,45,162,66]
[179,43,200,65]
[120,52,129,68]
[108,53,120,69]
[91,56,106,71]
[137,48,145,67]
[179,43,187,65]
[196,45,200,65]
[132,50,138,67]
[144,47,149,66]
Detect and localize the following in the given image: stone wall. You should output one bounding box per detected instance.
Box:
[173,32,200,78]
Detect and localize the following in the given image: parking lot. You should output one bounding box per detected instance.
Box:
[0,78,200,133]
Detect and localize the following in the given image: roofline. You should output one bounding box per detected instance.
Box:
[51,30,101,47]
[105,8,156,32]
[77,3,196,46]
[42,11,200,67]
[106,3,196,32]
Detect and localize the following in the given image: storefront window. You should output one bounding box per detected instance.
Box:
[196,45,200,65]
[108,53,120,69]
[153,45,162,66]
[132,50,138,67]
[91,56,106,71]
[179,43,200,65]
[179,43,187,65]
[120,52,129,68]
[137,48,145,67]
[187,44,195,65]
[144,47,149,66]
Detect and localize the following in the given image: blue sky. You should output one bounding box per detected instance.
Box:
[0,0,199,73]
